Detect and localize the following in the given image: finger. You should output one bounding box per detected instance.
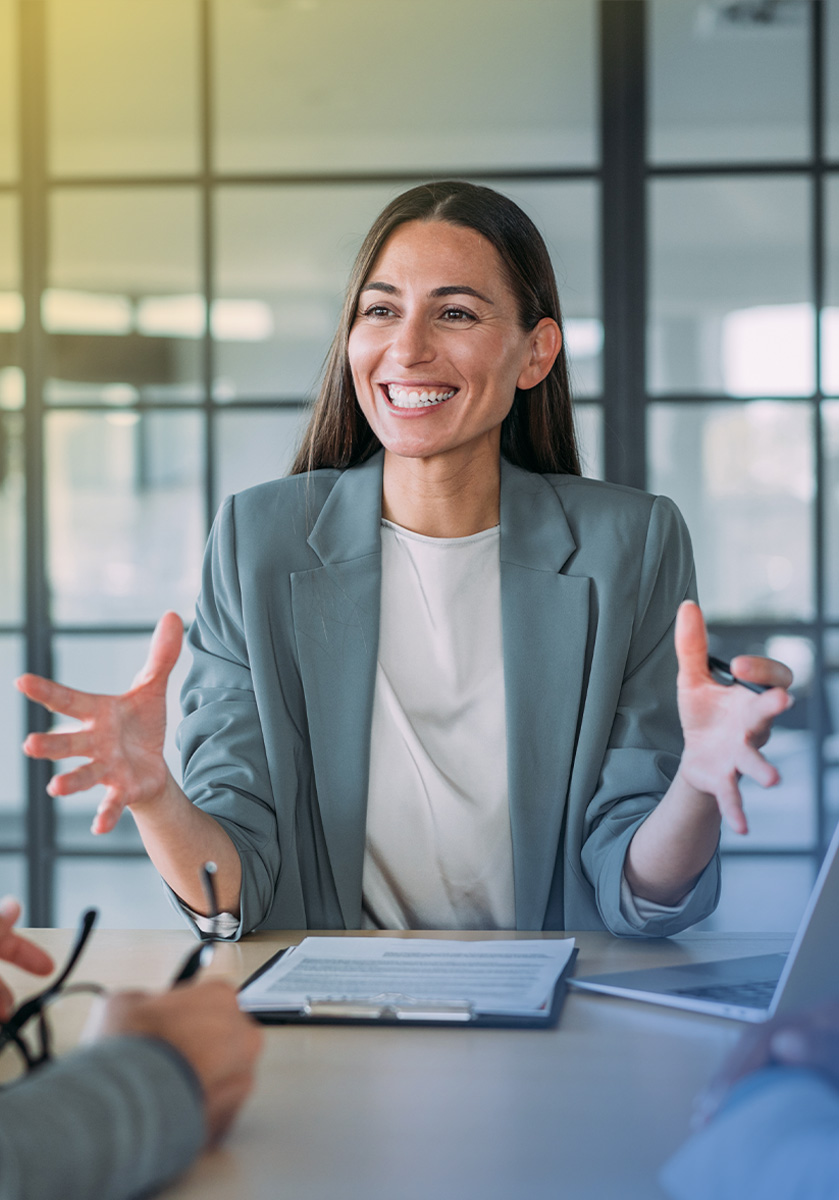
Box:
[0,895,21,937]
[771,1028,839,1079]
[694,1028,774,1126]
[47,761,105,798]
[715,774,749,835]
[731,655,794,691]
[15,674,95,720]
[0,897,55,975]
[674,601,711,689]
[735,744,780,789]
[0,978,14,1021]
[132,611,183,693]
[91,790,126,835]
[23,729,94,762]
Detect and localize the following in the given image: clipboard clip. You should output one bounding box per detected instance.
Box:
[302,992,476,1022]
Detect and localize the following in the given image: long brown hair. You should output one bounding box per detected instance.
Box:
[290,181,581,477]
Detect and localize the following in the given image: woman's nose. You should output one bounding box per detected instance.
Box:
[390,314,435,365]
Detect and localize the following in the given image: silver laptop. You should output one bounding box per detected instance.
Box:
[570,818,839,1022]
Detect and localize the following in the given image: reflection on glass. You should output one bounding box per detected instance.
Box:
[46,411,205,624]
[52,633,188,851]
[828,0,839,160]
[0,638,25,846]
[55,857,184,929]
[826,632,839,827]
[0,0,17,182]
[0,414,23,623]
[648,178,812,394]
[215,408,309,507]
[824,177,839,396]
[47,189,202,403]
[47,0,198,176]
[649,0,810,164]
[823,403,839,617]
[648,402,814,619]
[574,403,603,480]
[696,856,815,933]
[213,0,597,173]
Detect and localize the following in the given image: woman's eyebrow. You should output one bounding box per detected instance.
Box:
[360,281,493,304]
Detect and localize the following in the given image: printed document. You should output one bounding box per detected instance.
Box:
[239,936,575,1017]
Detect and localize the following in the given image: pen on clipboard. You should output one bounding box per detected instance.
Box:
[707,655,771,695]
[171,862,220,985]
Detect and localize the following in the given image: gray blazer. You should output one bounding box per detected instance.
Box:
[177,451,720,937]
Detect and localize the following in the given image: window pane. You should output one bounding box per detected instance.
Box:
[827,0,839,160]
[826,632,839,830]
[46,411,204,624]
[215,408,308,507]
[649,178,813,395]
[649,0,810,164]
[213,0,597,174]
[55,857,184,929]
[52,633,188,852]
[574,403,603,480]
[0,857,26,920]
[824,175,839,396]
[483,181,601,397]
[696,856,815,933]
[823,402,839,617]
[0,0,17,183]
[215,181,599,402]
[47,0,199,176]
[0,195,22,409]
[0,412,23,623]
[0,637,25,846]
[648,402,814,620]
[46,189,203,404]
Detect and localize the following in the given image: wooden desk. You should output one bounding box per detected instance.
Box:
[3,928,790,1200]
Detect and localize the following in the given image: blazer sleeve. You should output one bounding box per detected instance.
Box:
[0,1037,204,1200]
[579,493,721,937]
[174,494,285,938]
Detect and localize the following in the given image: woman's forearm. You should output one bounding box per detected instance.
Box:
[130,774,243,916]
[624,768,722,906]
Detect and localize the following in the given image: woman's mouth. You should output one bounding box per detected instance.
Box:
[382,383,457,409]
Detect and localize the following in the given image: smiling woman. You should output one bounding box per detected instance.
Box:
[17,182,794,939]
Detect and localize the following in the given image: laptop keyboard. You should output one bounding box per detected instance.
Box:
[670,979,777,1007]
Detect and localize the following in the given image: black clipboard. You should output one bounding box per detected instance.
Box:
[239,946,578,1029]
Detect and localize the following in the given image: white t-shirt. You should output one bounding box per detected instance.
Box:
[362,520,515,930]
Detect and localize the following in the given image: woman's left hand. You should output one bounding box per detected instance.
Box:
[675,600,793,835]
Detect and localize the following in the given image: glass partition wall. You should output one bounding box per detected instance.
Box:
[1,0,835,930]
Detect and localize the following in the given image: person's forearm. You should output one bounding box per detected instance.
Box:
[130,773,242,915]
[624,768,721,906]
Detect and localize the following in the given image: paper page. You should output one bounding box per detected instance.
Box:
[239,936,575,1016]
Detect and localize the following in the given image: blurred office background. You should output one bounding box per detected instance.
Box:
[0,0,837,930]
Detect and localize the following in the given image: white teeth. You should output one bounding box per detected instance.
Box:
[386,384,455,408]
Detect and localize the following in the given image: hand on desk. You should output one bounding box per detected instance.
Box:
[16,611,183,835]
[85,981,264,1147]
[695,996,839,1127]
[675,601,794,835]
[0,895,54,1020]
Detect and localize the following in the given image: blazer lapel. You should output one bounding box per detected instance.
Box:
[290,453,384,928]
[500,460,590,930]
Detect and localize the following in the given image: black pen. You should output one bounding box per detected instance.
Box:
[707,655,771,695]
[171,862,220,986]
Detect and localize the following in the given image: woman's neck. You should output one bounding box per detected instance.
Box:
[381,446,501,538]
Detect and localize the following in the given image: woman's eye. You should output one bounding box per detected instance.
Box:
[441,307,474,322]
[360,304,393,319]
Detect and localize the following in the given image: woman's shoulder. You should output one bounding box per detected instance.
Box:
[537,471,691,550]
[219,467,344,523]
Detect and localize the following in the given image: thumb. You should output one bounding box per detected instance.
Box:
[133,611,183,691]
[675,600,711,689]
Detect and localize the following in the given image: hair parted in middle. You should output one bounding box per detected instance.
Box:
[290,180,581,478]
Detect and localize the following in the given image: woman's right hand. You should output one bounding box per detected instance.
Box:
[16,611,184,835]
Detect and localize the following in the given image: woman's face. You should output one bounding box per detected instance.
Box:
[348,220,556,467]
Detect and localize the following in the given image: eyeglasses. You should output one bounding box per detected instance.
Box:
[170,861,221,985]
[0,907,104,1078]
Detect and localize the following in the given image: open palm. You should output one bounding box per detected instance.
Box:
[16,612,184,835]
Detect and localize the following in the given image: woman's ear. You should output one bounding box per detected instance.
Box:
[517,318,562,390]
